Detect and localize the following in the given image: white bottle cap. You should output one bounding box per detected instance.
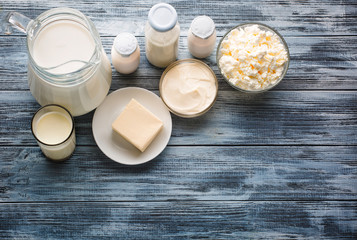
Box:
[113,32,138,56]
[191,16,215,39]
[148,3,177,32]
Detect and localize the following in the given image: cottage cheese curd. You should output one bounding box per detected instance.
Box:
[218,24,288,91]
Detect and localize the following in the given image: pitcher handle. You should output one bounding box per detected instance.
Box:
[6,12,33,34]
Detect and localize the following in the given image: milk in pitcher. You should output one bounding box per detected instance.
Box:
[19,8,112,116]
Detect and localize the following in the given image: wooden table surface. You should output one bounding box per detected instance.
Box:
[0,0,356,239]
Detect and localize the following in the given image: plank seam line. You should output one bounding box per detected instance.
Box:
[3,144,357,148]
[0,200,357,204]
[100,35,357,38]
[2,34,357,38]
[2,89,357,93]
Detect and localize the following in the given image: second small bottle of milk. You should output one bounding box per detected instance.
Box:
[145,3,180,68]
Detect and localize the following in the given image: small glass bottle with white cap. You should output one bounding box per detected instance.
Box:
[145,3,180,68]
[111,32,140,74]
[187,16,216,59]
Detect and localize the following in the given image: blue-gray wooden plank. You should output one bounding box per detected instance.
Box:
[0,146,356,202]
[1,91,356,146]
[0,201,356,239]
[1,0,356,36]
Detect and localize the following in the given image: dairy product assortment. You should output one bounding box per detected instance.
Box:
[218,24,289,91]
[8,3,289,163]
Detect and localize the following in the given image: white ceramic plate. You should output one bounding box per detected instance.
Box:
[92,87,172,165]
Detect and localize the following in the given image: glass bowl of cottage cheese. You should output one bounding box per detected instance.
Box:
[217,23,290,92]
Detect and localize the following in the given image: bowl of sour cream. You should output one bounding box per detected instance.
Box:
[217,23,290,92]
[159,59,218,118]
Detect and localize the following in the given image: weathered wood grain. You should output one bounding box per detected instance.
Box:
[0,201,356,239]
[1,0,356,37]
[1,35,357,91]
[0,91,356,146]
[0,146,356,202]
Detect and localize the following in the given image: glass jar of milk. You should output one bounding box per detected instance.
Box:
[145,3,180,68]
[7,8,112,116]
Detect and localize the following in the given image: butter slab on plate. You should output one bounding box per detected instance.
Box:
[112,98,164,152]
[92,87,172,165]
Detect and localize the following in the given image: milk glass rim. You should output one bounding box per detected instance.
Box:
[159,58,218,118]
[26,8,102,85]
[216,22,290,93]
[31,104,75,147]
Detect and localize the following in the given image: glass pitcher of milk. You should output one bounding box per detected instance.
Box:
[7,8,112,116]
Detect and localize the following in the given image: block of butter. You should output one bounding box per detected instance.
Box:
[112,98,164,152]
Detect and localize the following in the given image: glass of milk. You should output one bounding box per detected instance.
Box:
[7,8,112,116]
[31,105,76,161]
